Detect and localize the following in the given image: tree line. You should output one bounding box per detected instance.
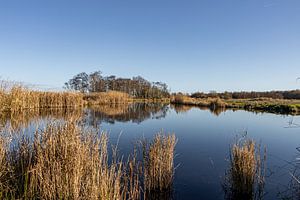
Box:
[64,71,170,98]
[190,90,300,100]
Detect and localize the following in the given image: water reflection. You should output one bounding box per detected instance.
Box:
[278,146,300,199]
[0,104,246,131]
[0,103,171,131]
[84,103,169,125]
[172,104,227,116]
[0,103,299,200]
[0,108,83,131]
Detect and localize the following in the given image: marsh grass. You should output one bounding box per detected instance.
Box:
[84,91,130,105]
[142,133,177,198]
[223,139,266,200]
[171,95,226,108]
[0,84,85,113]
[171,94,300,115]
[0,120,177,199]
[32,123,127,199]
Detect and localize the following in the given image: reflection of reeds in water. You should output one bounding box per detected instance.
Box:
[171,104,193,113]
[143,133,177,199]
[281,172,300,200]
[278,147,300,200]
[0,120,177,199]
[172,104,226,116]
[0,108,83,131]
[223,139,266,200]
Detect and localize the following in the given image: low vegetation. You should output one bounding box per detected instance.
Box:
[171,94,300,115]
[223,138,266,200]
[191,90,300,100]
[0,120,177,199]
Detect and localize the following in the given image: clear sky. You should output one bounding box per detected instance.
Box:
[0,0,299,92]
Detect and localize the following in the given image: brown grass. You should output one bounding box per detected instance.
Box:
[143,133,177,197]
[171,95,226,108]
[0,84,85,113]
[223,139,266,200]
[32,123,127,199]
[0,120,177,199]
[0,137,11,199]
[84,91,130,105]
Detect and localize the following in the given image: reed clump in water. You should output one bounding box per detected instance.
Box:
[143,133,177,198]
[224,139,266,200]
[0,137,12,199]
[0,121,143,199]
[32,122,127,199]
[0,120,178,199]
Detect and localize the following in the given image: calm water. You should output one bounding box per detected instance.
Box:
[2,103,300,199]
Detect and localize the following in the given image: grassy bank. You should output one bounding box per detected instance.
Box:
[0,120,176,199]
[171,95,300,115]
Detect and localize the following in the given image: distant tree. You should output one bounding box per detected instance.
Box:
[65,72,170,98]
[89,71,102,92]
[64,72,89,93]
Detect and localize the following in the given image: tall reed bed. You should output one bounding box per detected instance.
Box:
[143,134,177,198]
[223,139,266,200]
[0,84,85,113]
[0,120,177,199]
[84,91,130,105]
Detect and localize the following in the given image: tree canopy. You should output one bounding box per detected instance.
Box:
[65,71,170,98]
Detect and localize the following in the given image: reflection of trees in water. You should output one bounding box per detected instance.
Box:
[172,104,226,116]
[85,103,170,125]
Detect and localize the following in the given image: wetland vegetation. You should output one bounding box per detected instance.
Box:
[0,76,300,199]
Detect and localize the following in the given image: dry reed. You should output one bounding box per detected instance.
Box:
[31,122,128,199]
[0,120,178,199]
[171,95,226,109]
[224,139,266,200]
[143,133,177,197]
[84,91,130,105]
[0,84,85,113]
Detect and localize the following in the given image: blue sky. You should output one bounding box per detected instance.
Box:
[0,0,299,92]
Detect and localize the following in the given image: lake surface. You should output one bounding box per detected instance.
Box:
[2,103,300,199]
